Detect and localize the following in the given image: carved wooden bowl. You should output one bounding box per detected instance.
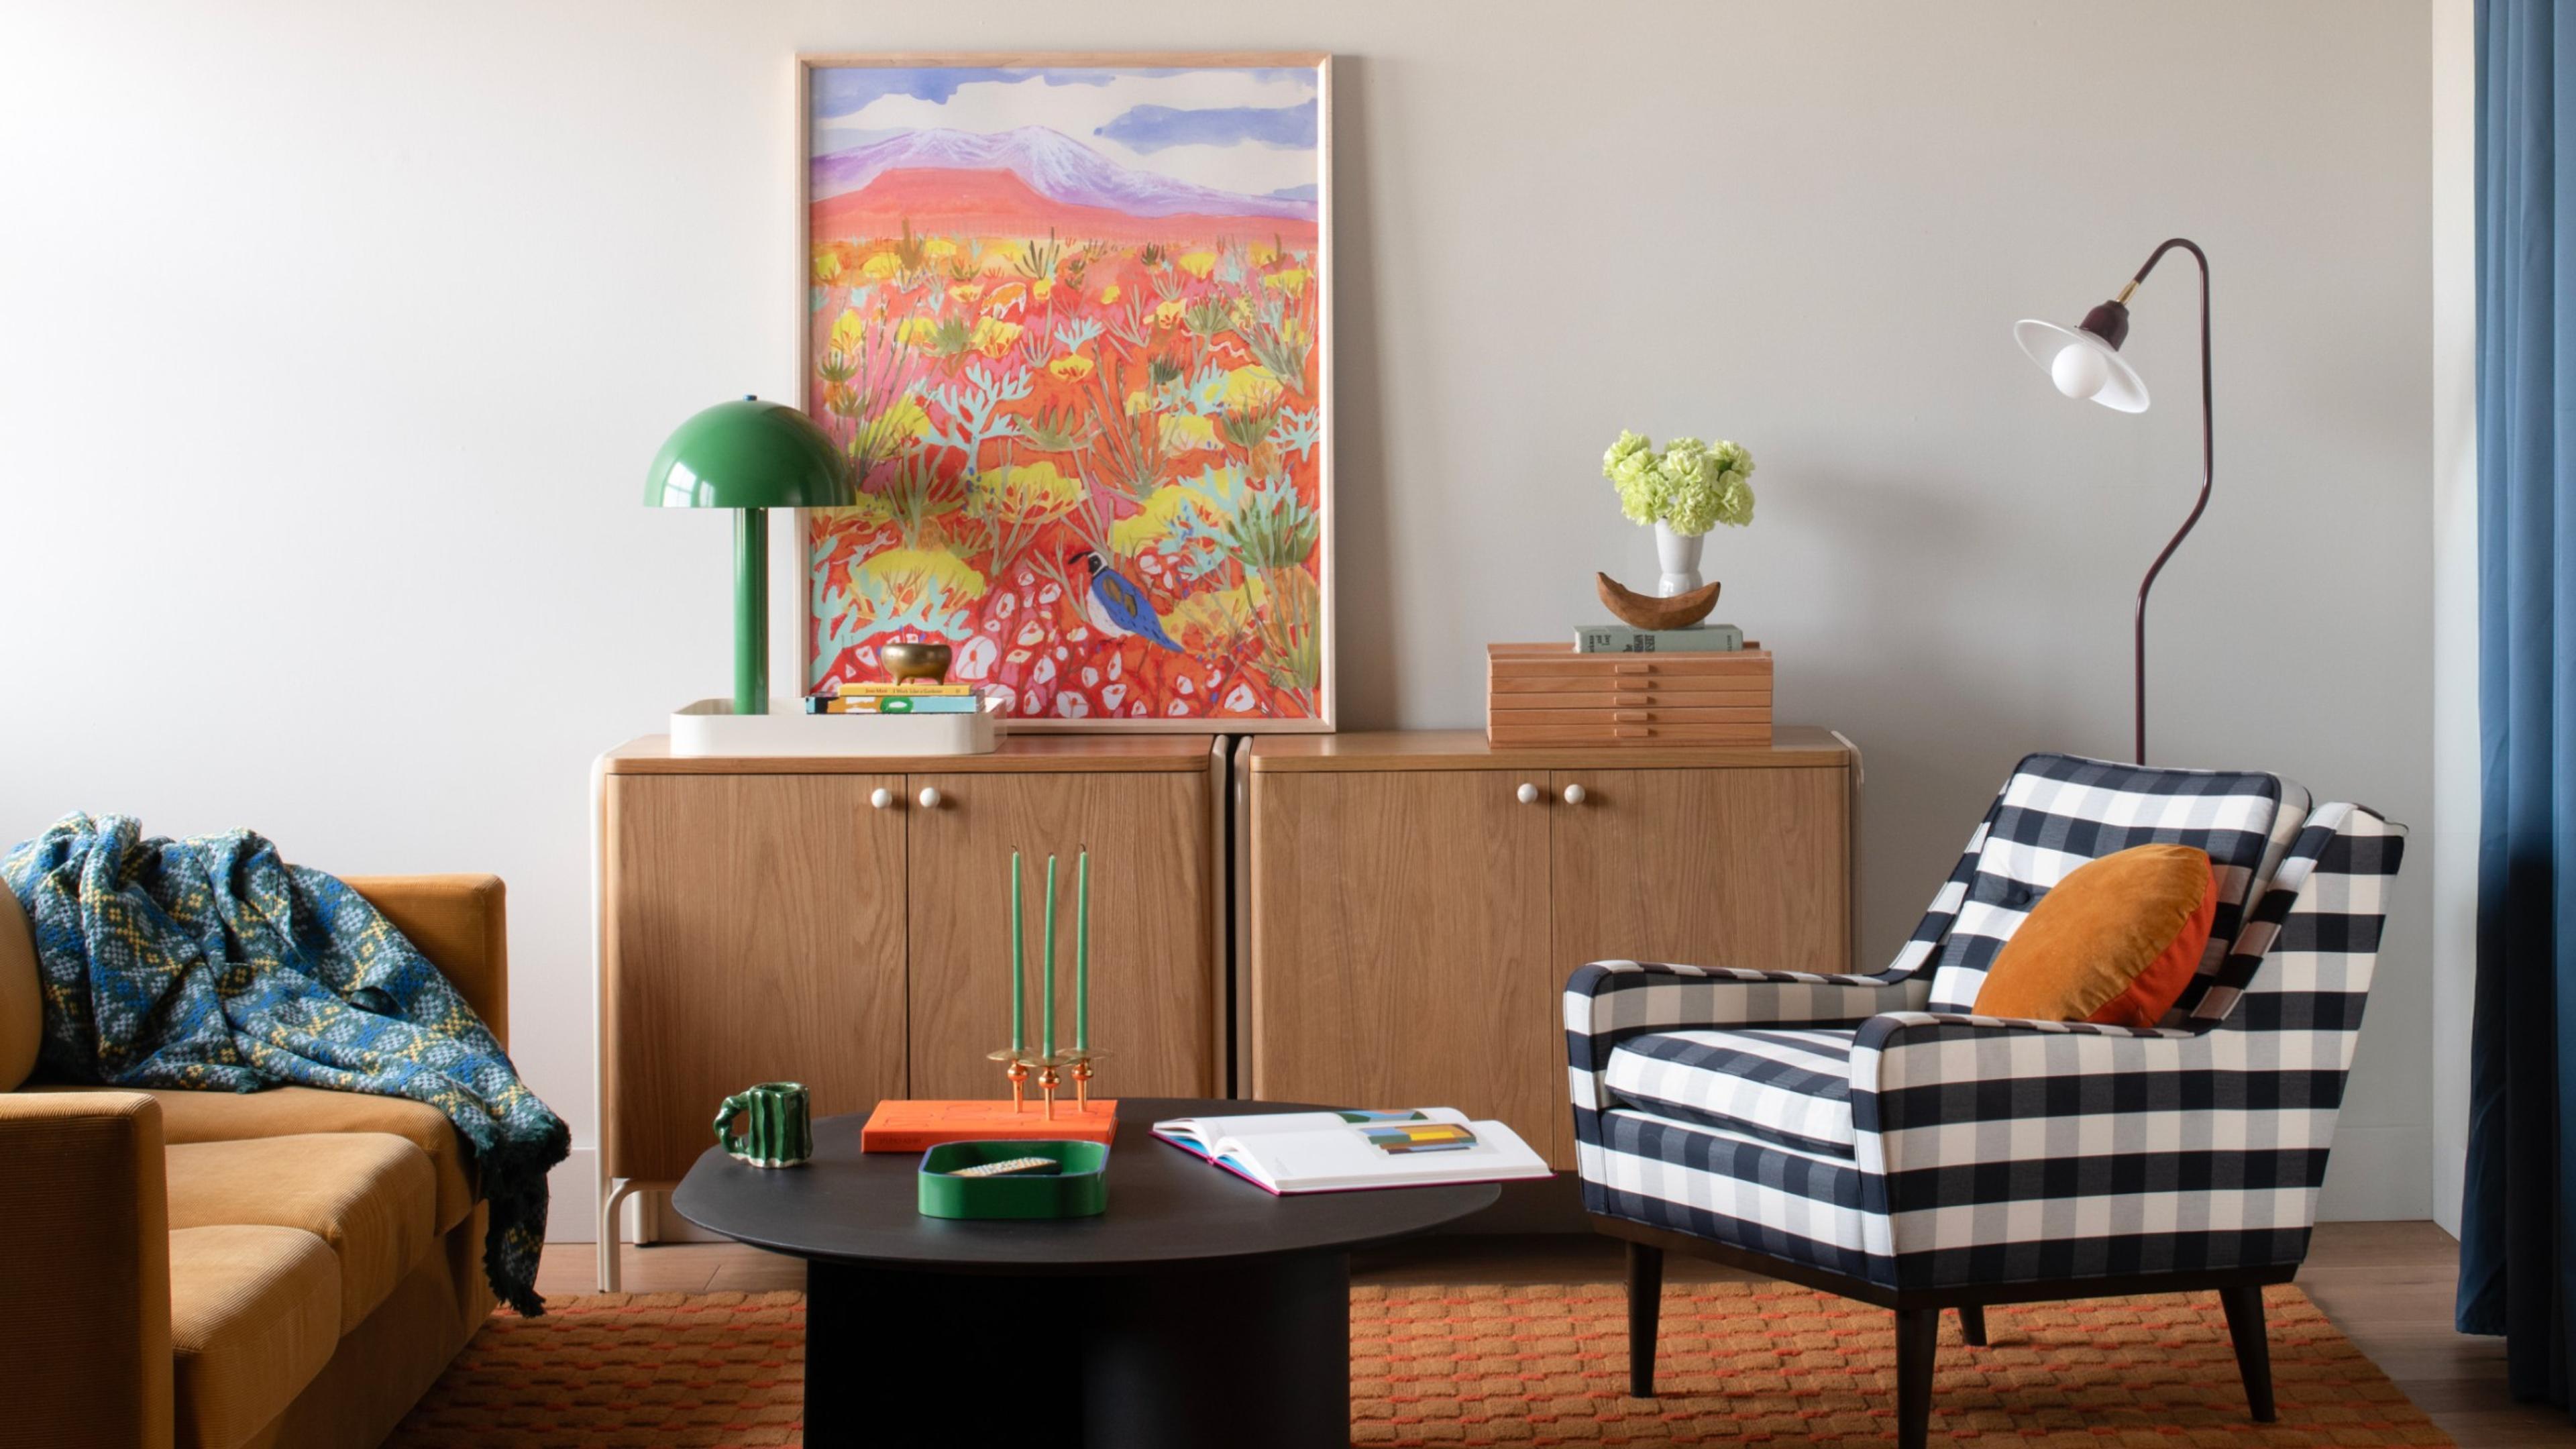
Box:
[1597,573,1720,631]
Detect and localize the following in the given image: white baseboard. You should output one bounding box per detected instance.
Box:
[2316,1124,2433,1220]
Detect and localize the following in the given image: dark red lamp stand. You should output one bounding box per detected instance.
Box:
[2014,237,2212,765]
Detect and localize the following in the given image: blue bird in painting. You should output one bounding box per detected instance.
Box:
[1071,549,1181,651]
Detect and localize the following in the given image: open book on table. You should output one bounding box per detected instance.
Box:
[1150,1108,1552,1194]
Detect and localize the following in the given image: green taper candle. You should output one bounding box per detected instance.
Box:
[1042,855,1059,1059]
[1075,849,1091,1052]
[1009,851,1024,1054]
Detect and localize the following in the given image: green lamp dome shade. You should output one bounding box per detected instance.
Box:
[646,397,854,717]
[645,397,855,509]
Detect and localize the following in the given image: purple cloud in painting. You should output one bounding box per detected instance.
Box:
[810,124,1316,221]
[813,66,1122,112]
[1093,99,1318,152]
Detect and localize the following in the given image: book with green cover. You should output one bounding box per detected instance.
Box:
[805,694,985,714]
[1574,623,1745,654]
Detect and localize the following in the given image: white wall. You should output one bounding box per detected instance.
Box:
[0,1,2436,1231]
[2428,0,2477,1240]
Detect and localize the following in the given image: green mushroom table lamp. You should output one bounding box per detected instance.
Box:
[645,396,853,715]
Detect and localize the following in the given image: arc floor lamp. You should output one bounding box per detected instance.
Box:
[2013,237,2211,765]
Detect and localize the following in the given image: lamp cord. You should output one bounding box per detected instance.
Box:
[2125,237,2211,765]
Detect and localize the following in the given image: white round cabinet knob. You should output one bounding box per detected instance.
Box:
[1516,782,1540,804]
[869,788,894,810]
[917,786,943,810]
[1562,784,1588,806]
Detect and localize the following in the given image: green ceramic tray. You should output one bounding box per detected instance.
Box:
[916,1140,1110,1220]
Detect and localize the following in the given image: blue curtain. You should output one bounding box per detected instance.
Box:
[2459,0,2576,1405]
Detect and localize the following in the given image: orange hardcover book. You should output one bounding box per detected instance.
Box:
[859,1098,1121,1153]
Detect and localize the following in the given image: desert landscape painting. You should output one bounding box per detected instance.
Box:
[802,58,1330,728]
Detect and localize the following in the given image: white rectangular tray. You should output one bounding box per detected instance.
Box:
[668,697,1004,757]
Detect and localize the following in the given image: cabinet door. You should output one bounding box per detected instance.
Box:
[1249,769,1557,1161]
[1550,767,1849,977]
[905,770,1215,1102]
[603,773,908,1181]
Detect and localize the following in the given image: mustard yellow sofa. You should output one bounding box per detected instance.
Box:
[0,875,511,1449]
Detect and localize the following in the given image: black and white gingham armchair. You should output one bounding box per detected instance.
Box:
[1564,753,2404,1448]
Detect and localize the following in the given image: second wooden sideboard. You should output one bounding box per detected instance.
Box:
[1241,729,1856,1169]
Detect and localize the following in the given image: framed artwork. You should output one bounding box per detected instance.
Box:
[796,52,1334,731]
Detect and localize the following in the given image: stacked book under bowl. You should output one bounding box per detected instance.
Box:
[1487,623,1771,747]
[804,681,987,714]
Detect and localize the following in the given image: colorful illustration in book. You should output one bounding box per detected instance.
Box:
[803,60,1329,727]
[1360,1123,1479,1155]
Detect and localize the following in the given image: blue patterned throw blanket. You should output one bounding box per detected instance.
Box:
[2,814,568,1316]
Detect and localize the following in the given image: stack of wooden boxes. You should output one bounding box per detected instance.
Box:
[1485,643,1774,746]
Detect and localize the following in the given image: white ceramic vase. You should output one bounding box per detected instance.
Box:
[1654,523,1706,597]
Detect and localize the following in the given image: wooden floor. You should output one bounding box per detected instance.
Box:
[535,1220,2565,1445]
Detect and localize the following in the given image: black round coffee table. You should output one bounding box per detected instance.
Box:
[671,1097,1499,1448]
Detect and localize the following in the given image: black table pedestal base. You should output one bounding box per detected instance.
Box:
[806,1250,1352,1449]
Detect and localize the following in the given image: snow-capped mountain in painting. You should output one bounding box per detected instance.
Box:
[812,125,1316,223]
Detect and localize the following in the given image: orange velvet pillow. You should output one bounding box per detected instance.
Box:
[1972,844,2219,1029]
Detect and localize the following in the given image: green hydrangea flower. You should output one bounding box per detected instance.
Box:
[1601,431,1756,535]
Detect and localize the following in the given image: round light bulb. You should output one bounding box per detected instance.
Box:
[2051,342,2111,400]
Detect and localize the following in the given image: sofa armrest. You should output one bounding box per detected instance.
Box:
[344,873,509,1049]
[0,1091,172,1449]
[1565,961,1929,1110]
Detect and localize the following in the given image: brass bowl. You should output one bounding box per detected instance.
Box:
[880,641,953,684]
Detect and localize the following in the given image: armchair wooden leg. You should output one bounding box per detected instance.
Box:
[1626,1240,1663,1398]
[1955,1304,1986,1346]
[2218,1285,2277,1422]
[1894,1306,1938,1449]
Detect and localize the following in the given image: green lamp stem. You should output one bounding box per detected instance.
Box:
[734,506,767,715]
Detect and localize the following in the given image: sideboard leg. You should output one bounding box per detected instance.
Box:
[598,1177,640,1291]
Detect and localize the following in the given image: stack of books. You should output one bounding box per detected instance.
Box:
[1487,641,1772,746]
[1572,622,1743,654]
[804,682,987,715]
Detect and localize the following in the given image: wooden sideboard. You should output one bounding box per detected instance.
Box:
[1241,728,1856,1169]
[594,734,1225,1282]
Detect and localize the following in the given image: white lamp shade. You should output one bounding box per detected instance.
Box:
[2015,319,2149,413]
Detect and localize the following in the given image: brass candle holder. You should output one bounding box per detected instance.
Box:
[995,841,1108,1120]
[985,1048,1037,1113]
[987,1047,1111,1118]
[1059,1048,1111,1113]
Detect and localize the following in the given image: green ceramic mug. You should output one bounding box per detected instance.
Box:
[714,1081,812,1168]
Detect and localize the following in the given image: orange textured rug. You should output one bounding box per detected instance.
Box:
[386,1281,2453,1447]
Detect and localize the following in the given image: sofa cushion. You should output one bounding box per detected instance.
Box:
[166,1133,437,1334]
[1604,1027,1858,1157]
[0,888,40,1091]
[168,1224,340,1449]
[31,1084,477,1231]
